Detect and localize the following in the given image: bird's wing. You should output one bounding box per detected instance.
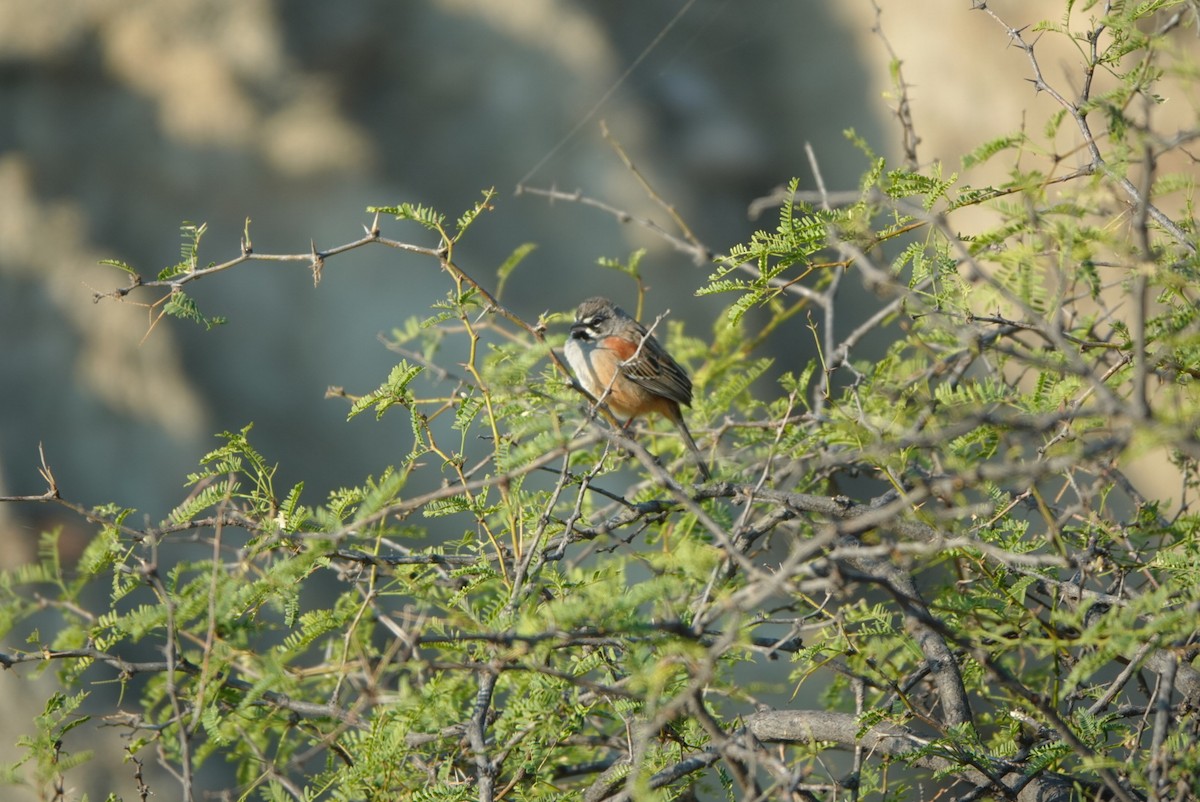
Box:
[619,333,694,407]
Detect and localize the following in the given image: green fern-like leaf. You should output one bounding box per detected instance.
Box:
[277,482,306,532]
[162,290,226,330]
[453,188,497,240]
[962,133,1026,168]
[348,361,423,421]
[369,202,446,231]
[98,258,138,277]
[167,480,239,526]
[597,248,646,279]
[495,242,537,299]
[886,167,957,210]
[422,496,473,519]
[452,394,484,432]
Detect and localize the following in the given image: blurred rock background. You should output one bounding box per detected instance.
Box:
[4,1,1187,797]
[0,0,884,548]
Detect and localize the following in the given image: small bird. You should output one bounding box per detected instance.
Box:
[564,296,712,480]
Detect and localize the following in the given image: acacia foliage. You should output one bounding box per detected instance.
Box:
[2,3,1200,801]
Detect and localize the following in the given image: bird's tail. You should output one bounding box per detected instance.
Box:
[673,415,712,481]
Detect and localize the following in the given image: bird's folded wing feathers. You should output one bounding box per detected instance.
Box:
[622,337,694,407]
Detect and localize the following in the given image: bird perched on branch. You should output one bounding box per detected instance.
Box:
[564,296,711,480]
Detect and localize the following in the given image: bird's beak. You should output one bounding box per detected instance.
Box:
[569,322,589,339]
